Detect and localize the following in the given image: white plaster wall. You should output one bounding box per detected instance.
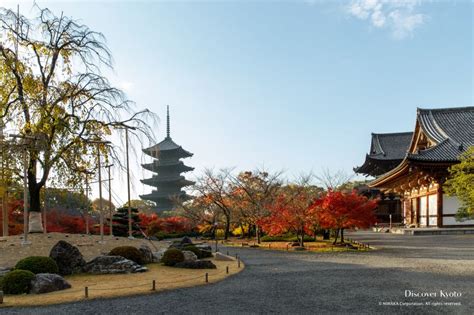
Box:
[443,195,460,215]
[442,217,474,226]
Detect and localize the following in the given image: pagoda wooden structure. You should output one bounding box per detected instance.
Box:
[140,106,194,212]
[354,132,413,223]
[369,107,474,228]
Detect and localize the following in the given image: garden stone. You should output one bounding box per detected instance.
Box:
[139,244,155,264]
[30,273,71,294]
[195,244,212,252]
[49,240,86,275]
[0,267,11,276]
[214,252,234,261]
[83,255,148,274]
[180,236,193,245]
[152,249,166,262]
[182,250,198,262]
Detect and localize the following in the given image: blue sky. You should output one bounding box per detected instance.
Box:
[3,0,472,204]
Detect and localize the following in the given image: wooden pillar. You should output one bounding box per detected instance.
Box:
[437,184,443,228]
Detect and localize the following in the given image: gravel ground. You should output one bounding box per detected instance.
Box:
[3,231,473,314]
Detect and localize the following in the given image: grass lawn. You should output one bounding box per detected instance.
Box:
[0,259,243,307]
[222,237,372,252]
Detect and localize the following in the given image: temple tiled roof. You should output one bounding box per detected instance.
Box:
[369,132,413,160]
[354,132,412,176]
[369,106,474,188]
[407,107,473,162]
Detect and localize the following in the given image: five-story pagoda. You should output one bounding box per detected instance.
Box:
[140,106,194,212]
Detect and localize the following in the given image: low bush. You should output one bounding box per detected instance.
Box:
[161,248,185,266]
[174,260,217,269]
[109,246,144,265]
[198,249,213,258]
[15,256,59,275]
[1,270,35,294]
[182,245,212,259]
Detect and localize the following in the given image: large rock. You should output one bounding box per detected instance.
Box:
[0,267,11,277]
[214,252,234,261]
[152,249,166,262]
[49,240,86,275]
[30,273,71,294]
[83,255,148,274]
[139,244,155,264]
[182,250,198,262]
[180,236,193,245]
[195,244,212,252]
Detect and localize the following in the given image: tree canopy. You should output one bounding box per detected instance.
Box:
[444,146,474,219]
[0,7,155,219]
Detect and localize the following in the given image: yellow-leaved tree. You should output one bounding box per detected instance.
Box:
[0,7,155,232]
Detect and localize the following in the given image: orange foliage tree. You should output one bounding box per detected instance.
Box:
[312,190,377,244]
[139,213,193,237]
[259,185,319,247]
[0,198,24,235]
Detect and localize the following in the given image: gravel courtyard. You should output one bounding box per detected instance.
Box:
[4,231,474,314]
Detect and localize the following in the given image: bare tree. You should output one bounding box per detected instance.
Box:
[315,168,354,191]
[193,168,234,239]
[229,169,283,243]
[0,7,155,232]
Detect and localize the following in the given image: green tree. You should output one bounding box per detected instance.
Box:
[122,199,155,214]
[0,8,154,232]
[444,146,474,219]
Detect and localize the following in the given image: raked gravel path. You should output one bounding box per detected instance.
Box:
[3,231,474,314]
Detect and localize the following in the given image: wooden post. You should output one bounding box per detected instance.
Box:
[205,273,208,283]
[84,286,89,298]
[152,280,156,291]
[97,144,104,244]
[238,258,241,268]
[226,266,229,274]
[437,183,443,228]
[0,290,3,304]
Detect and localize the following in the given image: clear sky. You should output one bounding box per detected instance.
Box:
[2,0,473,205]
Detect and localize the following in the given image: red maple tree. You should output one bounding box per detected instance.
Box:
[312,190,377,244]
[259,186,319,247]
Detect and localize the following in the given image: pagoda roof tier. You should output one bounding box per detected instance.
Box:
[142,160,194,173]
[141,176,195,188]
[143,138,193,159]
[140,191,193,203]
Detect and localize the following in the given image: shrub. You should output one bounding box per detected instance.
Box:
[198,249,213,258]
[174,260,216,269]
[161,248,185,266]
[1,270,35,294]
[109,246,144,265]
[15,256,59,275]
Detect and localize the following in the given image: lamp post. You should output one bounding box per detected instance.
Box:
[87,140,111,244]
[8,134,39,245]
[83,170,94,235]
[105,164,114,237]
[114,124,137,239]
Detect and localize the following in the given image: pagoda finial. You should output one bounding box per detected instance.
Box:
[166,105,170,138]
